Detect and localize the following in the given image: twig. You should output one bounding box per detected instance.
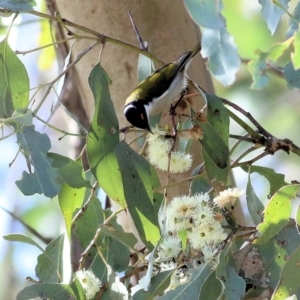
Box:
[231,151,269,168]
[33,113,85,138]
[33,41,100,114]
[128,11,147,50]
[153,172,207,193]
[79,207,125,269]
[15,9,164,65]
[230,145,260,167]
[221,98,272,138]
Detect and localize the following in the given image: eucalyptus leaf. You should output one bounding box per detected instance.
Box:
[0,0,36,11]
[245,165,288,197]
[58,181,86,239]
[159,265,212,300]
[99,224,138,252]
[259,0,289,35]
[273,245,300,299]
[133,270,173,300]
[246,175,264,226]
[114,141,161,248]
[48,153,91,189]
[216,245,245,300]
[3,233,43,252]
[255,185,300,244]
[292,30,300,70]
[7,110,33,125]
[195,120,229,169]
[199,270,223,300]
[201,27,240,86]
[189,163,211,195]
[16,280,85,300]
[87,64,126,207]
[287,1,300,38]
[16,125,60,198]
[138,53,152,83]
[0,39,29,117]
[183,0,225,29]
[283,62,300,89]
[74,196,106,251]
[256,226,300,288]
[248,51,269,90]
[35,234,65,283]
[202,94,230,183]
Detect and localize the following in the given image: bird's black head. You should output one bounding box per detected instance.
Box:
[124,101,152,132]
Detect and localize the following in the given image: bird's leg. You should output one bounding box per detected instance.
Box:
[119,125,134,137]
[165,89,188,174]
[168,87,188,137]
[169,88,188,115]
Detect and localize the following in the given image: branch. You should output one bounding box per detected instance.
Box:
[223,98,300,157]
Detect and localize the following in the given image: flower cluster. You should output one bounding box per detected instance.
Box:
[213,187,244,208]
[147,127,192,173]
[75,269,101,300]
[166,194,227,250]
[157,193,227,270]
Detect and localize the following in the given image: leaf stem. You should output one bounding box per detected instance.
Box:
[33,113,85,138]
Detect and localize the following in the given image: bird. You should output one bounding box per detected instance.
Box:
[124,43,201,133]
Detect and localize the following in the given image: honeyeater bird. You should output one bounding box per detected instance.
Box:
[124,43,201,132]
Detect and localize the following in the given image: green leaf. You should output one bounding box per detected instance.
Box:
[255,185,300,244]
[201,27,240,85]
[178,117,193,153]
[100,213,133,272]
[5,110,33,125]
[15,125,60,198]
[248,51,269,89]
[259,0,289,35]
[74,196,105,250]
[273,246,300,299]
[16,280,85,300]
[87,64,126,207]
[195,120,229,170]
[183,0,225,29]
[114,141,161,248]
[108,266,128,299]
[99,224,138,252]
[48,153,91,189]
[0,39,29,117]
[199,271,223,299]
[138,53,152,83]
[3,233,43,252]
[246,175,264,226]
[202,94,230,183]
[287,1,300,37]
[292,30,300,70]
[35,234,65,283]
[216,246,246,300]
[283,62,300,89]
[296,204,300,230]
[189,164,211,195]
[206,94,230,144]
[267,39,293,62]
[256,226,300,288]
[58,182,86,239]
[74,197,130,273]
[133,270,173,300]
[159,265,213,299]
[246,165,288,196]
[0,0,36,11]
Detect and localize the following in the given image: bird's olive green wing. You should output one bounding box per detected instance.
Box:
[125,43,201,105]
